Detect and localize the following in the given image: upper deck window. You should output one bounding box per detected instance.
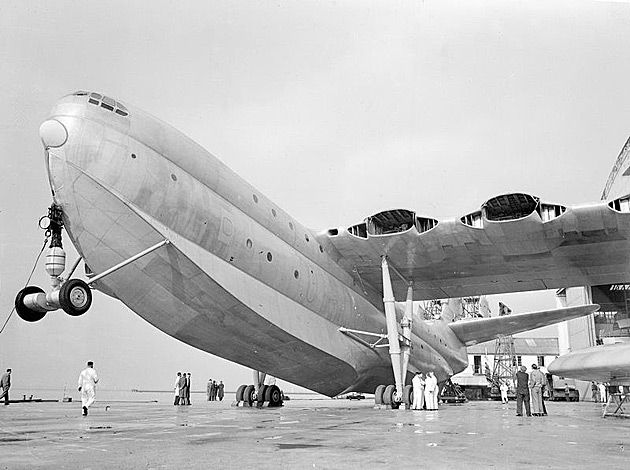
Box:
[84,92,129,117]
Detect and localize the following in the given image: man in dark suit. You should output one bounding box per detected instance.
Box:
[515,365,531,417]
[185,373,191,405]
[0,369,11,405]
[178,373,187,405]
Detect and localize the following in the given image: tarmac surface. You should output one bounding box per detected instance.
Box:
[0,397,628,469]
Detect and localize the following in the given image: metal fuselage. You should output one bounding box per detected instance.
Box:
[43,93,467,396]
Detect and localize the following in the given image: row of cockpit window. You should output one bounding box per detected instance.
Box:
[73,91,128,117]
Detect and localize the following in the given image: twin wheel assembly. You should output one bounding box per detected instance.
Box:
[235,384,284,408]
[15,279,92,322]
[373,384,414,409]
[14,205,93,323]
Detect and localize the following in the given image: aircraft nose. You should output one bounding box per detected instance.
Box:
[39,119,68,148]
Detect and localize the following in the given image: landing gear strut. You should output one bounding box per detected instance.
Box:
[374,257,414,410]
[14,203,168,323]
[14,204,93,321]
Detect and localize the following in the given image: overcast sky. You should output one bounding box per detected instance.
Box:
[1,0,630,395]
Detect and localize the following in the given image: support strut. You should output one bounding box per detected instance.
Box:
[381,257,404,403]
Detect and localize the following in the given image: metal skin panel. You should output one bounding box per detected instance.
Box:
[548,343,630,384]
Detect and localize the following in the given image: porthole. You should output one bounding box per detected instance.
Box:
[289,222,294,230]
[271,209,277,217]
[305,234,310,242]
[253,194,259,203]
[171,174,177,181]
[294,270,299,279]
[246,239,252,248]
[131,153,136,159]
[266,252,273,262]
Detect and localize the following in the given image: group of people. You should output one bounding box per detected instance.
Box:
[411,371,439,410]
[514,364,547,417]
[590,381,608,403]
[174,372,192,405]
[206,379,224,401]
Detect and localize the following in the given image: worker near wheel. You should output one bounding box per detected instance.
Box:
[412,372,425,410]
[77,361,98,416]
[425,371,439,410]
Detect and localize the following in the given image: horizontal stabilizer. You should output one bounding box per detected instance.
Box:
[448,304,599,346]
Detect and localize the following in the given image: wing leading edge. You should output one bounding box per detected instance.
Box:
[448,304,599,346]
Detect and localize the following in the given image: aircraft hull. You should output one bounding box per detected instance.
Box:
[43,94,466,395]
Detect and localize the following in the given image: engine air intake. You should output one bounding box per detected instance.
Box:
[416,217,438,233]
[538,203,566,221]
[367,209,415,235]
[609,195,630,213]
[483,193,539,221]
[461,211,483,228]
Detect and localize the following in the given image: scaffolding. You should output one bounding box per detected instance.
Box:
[489,302,517,396]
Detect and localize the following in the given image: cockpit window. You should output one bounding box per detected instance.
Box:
[100,96,115,111]
[82,91,129,117]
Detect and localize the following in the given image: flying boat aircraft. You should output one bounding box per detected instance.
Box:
[17,91,630,408]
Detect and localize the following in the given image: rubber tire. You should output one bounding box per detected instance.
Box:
[383,385,396,405]
[59,279,92,316]
[374,385,386,405]
[257,385,269,405]
[15,286,47,322]
[243,385,255,406]
[236,384,246,402]
[403,384,413,407]
[266,385,282,407]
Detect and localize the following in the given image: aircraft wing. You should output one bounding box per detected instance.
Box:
[548,343,630,384]
[447,304,599,346]
[318,194,630,301]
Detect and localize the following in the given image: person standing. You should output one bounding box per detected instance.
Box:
[591,381,600,403]
[178,372,187,405]
[500,381,509,404]
[218,381,224,401]
[599,382,607,404]
[529,364,546,416]
[174,372,182,405]
[213,380,218,401]
[207,378,213,401]
[77,361,99,416]
[186,373,192,405]
[515,365,531,417]
[425,372,438,410]
[411,372,425,410]
[0,369,11,405]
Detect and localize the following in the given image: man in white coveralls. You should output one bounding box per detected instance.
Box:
[77,361,99,416]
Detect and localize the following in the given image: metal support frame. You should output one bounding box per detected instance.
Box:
[87,240,170,285]
[603,385,630,418]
